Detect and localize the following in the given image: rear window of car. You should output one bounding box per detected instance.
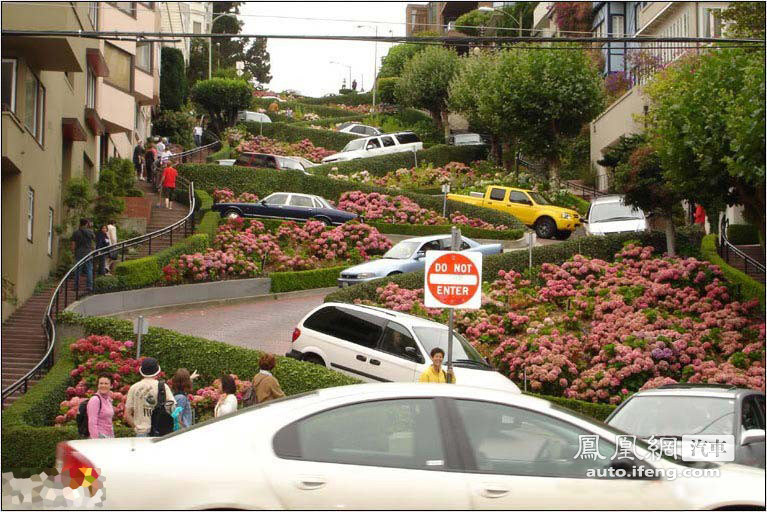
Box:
[289,195,315,207]
[395,133,420,145]
[381,136,395,147]
[303,306,385,348]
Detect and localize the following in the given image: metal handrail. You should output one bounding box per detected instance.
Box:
[566,180,607,200]
[1,141,218,406]
[718,217,766,277]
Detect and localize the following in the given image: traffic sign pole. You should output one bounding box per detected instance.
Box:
[446,226,461,383]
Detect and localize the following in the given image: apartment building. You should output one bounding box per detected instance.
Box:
[532,1,557,36]
[589,1,730,192]
[408,2,494,34]
[405,4,429,36]
[1,2,160,321]
[159,2,212,63]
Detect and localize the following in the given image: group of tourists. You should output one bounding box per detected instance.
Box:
[71,218,118,292]
[81,354,285,439]
[132,137,178,210]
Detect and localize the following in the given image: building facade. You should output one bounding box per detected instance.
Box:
[159,1,211,63]
[1,2,160,321]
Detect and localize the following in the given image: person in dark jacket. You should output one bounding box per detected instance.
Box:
[95,224,111,275]
[133,140,144,180]
[144,142,156,185]
[71,218,95,292]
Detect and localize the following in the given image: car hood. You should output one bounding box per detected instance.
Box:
[542,204,580,218]
[342,258,406,276]
[322,152,344,163]
[587,218,647,235]
[451,367,521,393]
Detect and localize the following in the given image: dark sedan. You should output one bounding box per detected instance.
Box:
[212,192,358,226]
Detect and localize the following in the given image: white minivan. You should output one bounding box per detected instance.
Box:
[237,110,272,124]
[585,195,648,236]
[321,132,423,163]
[287,302,520,393]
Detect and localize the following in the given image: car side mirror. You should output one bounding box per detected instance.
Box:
[415,251,426,260]
[366,145,375,150]
[404,346,417,355]
[582,218,589,224]
[741,428,765,446]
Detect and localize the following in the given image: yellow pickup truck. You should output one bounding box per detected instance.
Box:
[448,186,581,240]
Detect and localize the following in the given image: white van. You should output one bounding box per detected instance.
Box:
[585,195,648,236]
[287,302,521,393]
[237,111,272,124]
[321,132,423,163]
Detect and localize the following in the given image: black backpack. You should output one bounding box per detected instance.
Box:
[149,380,174,437]
[76,396,101,438]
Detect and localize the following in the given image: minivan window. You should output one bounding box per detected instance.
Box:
[342,139,366,152]
[379,322,422,362]
[395,133,420,144]
[412,327,486,364]
[380,136,395,147]
[366,138,381,150]
[304,306,385,348]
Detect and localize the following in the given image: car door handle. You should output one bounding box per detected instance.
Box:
[296,476,326,490]
[369,359,381,366]
[480,486,511,498]
[356,355,367,362]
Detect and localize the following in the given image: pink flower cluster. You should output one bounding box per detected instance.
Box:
[212,189,260,204]
[359,246,765,404]
[236,135,334,163]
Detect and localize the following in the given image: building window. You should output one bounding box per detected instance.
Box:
[104,43,133,92]
[86,66,96,108]
[611,15,624,37]
[24,68,45,144]
[193,21,202,33]
[704,8,723,38]
[26,188,34,242]
[1,58,17,112]
[136,41,152,73]
[113,2,135,17]
[89,1,99,28]
[47,208,54,256]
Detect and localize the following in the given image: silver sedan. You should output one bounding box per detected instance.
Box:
[338,234,502,287]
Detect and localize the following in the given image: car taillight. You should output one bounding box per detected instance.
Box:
[56,442,99,478]
[292,327,301,343]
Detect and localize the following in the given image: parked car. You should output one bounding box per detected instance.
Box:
[338,123,382,137]
[219,152,313,174]
[237,110,272,123]
[56,383,766,509]
[321,132,422,163]
[212,192,357,225]
[448,185,581,240]
[338,235,502,287]
[447,133,489,146]
[585,195,648,236]
[606,384,766,469]
[287,302,519,392]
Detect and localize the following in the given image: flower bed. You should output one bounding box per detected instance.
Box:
[163,216,391,284]
[337,190,509,231]
[356,245,764,404]
[236,135,335,163]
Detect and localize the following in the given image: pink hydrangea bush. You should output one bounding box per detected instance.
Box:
[357,246,765,404]
[213,189,259,204]
[236,135,334,162]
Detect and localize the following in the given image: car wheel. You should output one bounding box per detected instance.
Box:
[302,353,325,366]
[535,217,556,239]
[224,209,241,220]
[554,230,572,241]
[313,217,332,226]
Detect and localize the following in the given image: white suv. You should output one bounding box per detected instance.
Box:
[286,302,520,392]
[321,132,423,163]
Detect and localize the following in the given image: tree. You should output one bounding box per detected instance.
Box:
[159,47,187,111]
[453,9,493,36]
[186,38,209,88]
[211,2,246,71]
[614,145,683,255]
[721,2,765,39]
[597,133,647,182]
[243,37,272,84]
[643,48,765,237]
[378,43,425,79]
[398,46,460,140]
[190,78,252,134]
[552,2,595,35]
[376,77,399,104]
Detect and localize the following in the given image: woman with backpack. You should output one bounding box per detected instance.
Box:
[171,368,194,429]
[87,373,115,438]
[214,374,238,418]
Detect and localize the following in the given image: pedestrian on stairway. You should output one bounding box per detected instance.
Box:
[144,142,156,185]
[159,161,178,210]
[87,373,115,439]
[71,218,95,292]
[193,124,203,147]
[107,220,118,274]
[95,225,111,276]
[133,140,145,180]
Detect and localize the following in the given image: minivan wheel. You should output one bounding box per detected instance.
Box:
[535,217,556,239]
[303,353,325,366]
[554,230,572,241]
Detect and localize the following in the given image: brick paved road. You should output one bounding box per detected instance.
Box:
[132,289,332,356]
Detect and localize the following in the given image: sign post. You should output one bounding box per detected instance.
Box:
[441,184,450,218]
[133,316,149,359]
[424,227,482,383]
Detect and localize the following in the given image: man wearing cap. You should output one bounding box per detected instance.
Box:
[125,357,176,437]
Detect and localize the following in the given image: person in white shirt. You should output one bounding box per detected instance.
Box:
[193,125,203,146]
[156,137,166,154]
[214,374,238,418]
[125,358,176,437]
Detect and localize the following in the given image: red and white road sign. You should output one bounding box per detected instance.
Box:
[424,251,482,309]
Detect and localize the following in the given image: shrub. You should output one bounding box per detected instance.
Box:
[195,189,214,212]
[242,121,357,151]
[377,77,399,104]
[206,142,235,163]
[252,98,352,119]
[270,265,349,293]
[369,222,523,241]
[196,210,220,241]
[298,91,374,106]
[292,115,365,128]
[190,78,252,134]
[700,234,765,311]
[727,224,760,245]
[152,108,194,149]
[525,393,616,421]
[159,47,188,110]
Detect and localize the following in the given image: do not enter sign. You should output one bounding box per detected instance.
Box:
[424,251,482,309]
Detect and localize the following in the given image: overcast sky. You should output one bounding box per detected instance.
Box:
[240,2,422,97]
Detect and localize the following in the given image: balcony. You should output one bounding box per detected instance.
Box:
[1,36,81,73]
[133,67,155,105]
[2,112,31,173]
[97,83,134,134]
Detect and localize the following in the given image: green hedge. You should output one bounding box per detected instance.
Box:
[298,91,374,106]
[252,98,353,119]
[700,234,765,311]
[311,144,489,177]
[370,222,523,241]
[196,210,220,242]
[293,115,366,128]
[195,189,214,211]
[270,265,349,293]
[206,142,235,163]
[178,164,524,230]
[727,224,760,245]
[325,228,704,304]
[525,392,616,421]
[242,121,358,151]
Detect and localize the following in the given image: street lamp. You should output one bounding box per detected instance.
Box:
[329,61,352,90]
[477,6,521,37]
[356,24,378,111]
[209,12,238,79]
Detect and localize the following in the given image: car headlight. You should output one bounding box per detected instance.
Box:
[356,272,378,279]
[561,212,572,219]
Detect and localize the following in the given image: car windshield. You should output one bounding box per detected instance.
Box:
[383,241,421,259]
[342,139,366,152]
[590,202,644,223]
[412,327,486,364]
[608,395,735,437]
[314,196,332,209]
[528,192,550,205]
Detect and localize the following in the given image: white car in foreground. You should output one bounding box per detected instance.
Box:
[57,383,765,509]
[321,131,422,163]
